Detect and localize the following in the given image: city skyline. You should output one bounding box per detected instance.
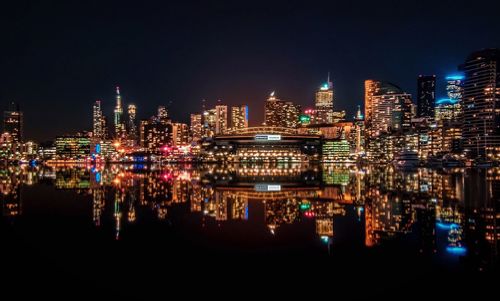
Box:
[2,0,500,141]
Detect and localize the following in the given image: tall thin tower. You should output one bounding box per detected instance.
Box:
[114,86,124,139]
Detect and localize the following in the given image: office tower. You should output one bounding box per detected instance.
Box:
[114,86,125,139]
[231,105,249,131]
[460,49,500,158]
[157,106,168,123]
[127,104,137,140]
[353,105,365,154]
[203,108,217,138]
[446,74,464,101]
[417,75,436,118]
[366,81,412,135]
[3,102,24,144]
[435,98,461,122]
[171,122,190,146]
[190,114,203,142]
[264,92,301,128]
[215,104,228,134]
[139,119,172,151]
[92,100,106,139]
[315,74,334,124]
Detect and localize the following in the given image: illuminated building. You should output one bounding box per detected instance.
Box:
[203,127,321,162]
[127,104,137,141]
[370,84,412,135]
[446,74,464,101]
[3,101,23,143]
[139,119,172,151]
[231,105,248,130]
[55,133,91,159]
[314,75,334,123]
[215,104,228,134]
[352,106,365,155]
[264,92,301,128]
[113,86,126,139]
[92,100,106,139]
[190,113,202,142]
[322,136,350,162]
[171,122,190,146]
[0,132,15,160]
[203,108,216,138]
[460,49,500,159]
[157,106,169,123]
[435,98,461,122]
[417,75,436,118]
[364,80,412,135]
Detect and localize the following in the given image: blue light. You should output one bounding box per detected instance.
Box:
[95,143,101,154]
[446,74,464,80]
[245,205,248,219]
[446,246,467,255]
[436,222,459,230]
[95,172,101,183]
[320,236,330,244]
[436,98,459,105]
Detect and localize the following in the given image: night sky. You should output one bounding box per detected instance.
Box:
[2,0,500,142]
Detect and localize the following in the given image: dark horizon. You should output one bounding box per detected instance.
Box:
[2,0,500,142]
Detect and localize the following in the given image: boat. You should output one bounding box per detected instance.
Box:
[392,150,420,169]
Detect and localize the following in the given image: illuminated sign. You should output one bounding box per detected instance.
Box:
[255,184,282,192]
[255,134,281,141]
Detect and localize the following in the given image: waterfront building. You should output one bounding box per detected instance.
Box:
[231,105,248,131]
[55,133,91,159]
[3,102,23,143]
[264,92,301,128]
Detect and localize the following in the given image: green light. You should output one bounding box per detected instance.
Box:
[300,202,311,211]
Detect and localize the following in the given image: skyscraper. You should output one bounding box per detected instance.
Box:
[366,81,412,135]
[231,105,248,131]
[446,74,464,101]
[127,104,137,141]
[190,114,202,142]
[215,104,228,134]
[315,74,334,124]
[114,86,125,139]
[3,102,23,143]
[417,75,436,118]
[157,106,168,123]
[264,92,300,128]
[92,100,105,139]
[459,49,500,158]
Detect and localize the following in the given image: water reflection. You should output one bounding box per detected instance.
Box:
[1,164,499,271]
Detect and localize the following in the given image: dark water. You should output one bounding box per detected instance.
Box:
[1,164,499,298]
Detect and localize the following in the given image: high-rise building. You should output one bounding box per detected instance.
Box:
[365,81,412,136]
[446,74,464,101]
[171,122,190,146]
[3,102,23,143]
[157,106,168,123]
[264,92,300,128]
[417,75,436,118]
[215,104,228,135]
[203,108,217,138]
[231,105,249,131]
[315,75,334,124]
[114,86,126,139]
[435,98,461,122]
[190,114,203,142]
[92,100,106,139]
[139,119,172,151]
[127,104,137,140]
[459,49,500,159]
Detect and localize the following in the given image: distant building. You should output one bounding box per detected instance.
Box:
[215,104,228,134]
[113,86,126,139]
[190,114,203,142]
[203,108,217,138]
[314,75,334,123]
[231,105,248,131]
[171,122,190,146]
[139,119,172,151]
[264,92,300,128]
[157,106,169,123]
[3,102,23,143]
[417,75,436,118]
[55,133,91,159]
[127,104,137,141]
[460,48,500,159]
[92,100,106,139]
